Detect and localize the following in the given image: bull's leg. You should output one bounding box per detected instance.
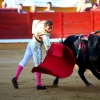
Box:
[78,66,93,87]
[90,66,100,80]
[53,77,59,86]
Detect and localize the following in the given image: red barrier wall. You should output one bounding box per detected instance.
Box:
[63,12,92,37]
[0,11,100,39]
[93,12,100,31]
[0,13,29,39]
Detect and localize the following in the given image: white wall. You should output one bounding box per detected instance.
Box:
[4,0,83,8]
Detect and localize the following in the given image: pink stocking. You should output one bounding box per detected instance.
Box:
[35,72,43,86]
[14,65,23,80]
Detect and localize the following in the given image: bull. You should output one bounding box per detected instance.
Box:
[53,32,100,87]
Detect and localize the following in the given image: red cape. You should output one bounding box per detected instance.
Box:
[32,43,76,78]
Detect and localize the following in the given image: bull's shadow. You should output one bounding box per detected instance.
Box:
[53,34,100,87]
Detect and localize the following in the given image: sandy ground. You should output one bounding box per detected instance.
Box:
[0,49,100,100]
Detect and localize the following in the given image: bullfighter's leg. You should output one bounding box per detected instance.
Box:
[12,41,32,89]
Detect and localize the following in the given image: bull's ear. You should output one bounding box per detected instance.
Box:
[95,30,100,34]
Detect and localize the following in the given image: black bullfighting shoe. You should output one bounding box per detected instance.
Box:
[37,85,47,90]
[11,77,18,89]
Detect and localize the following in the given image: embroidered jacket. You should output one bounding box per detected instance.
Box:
[32,20,51,50]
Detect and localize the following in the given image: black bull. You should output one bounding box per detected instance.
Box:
[53,34,100,87]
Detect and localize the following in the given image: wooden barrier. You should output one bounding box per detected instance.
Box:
[63,12,92,37]
[0,13,29,39]
[0,8,17,13]
[0,11,100,39]
[93,12,100,31]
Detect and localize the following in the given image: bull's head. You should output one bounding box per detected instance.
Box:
[88,35,100,62]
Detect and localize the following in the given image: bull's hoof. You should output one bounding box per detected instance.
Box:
[52,84,58,87]
[53,77,59,85]
[86,83,94,87]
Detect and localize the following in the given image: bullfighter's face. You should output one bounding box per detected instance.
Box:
[45,24,53,33]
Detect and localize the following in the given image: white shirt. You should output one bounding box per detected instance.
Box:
[44,9,55,12]
[77,2,92,12]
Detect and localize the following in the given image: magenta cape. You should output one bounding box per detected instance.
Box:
[32,43,76,78]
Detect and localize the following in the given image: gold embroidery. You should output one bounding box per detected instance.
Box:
[33,20,50,43]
